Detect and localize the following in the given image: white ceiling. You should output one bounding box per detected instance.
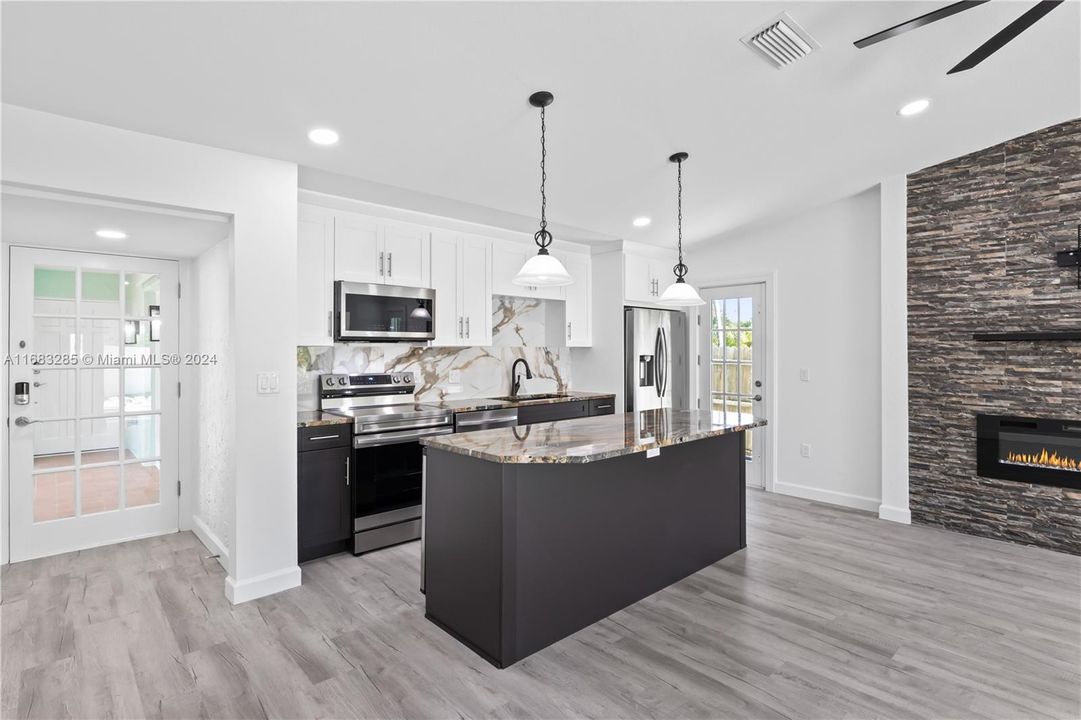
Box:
[1,191,232,258]
[2,2,1078,248]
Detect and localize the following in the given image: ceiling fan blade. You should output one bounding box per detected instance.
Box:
[948,0,1064,73]
[854,1,989,48]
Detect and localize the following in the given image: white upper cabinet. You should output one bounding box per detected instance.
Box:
[297,205,335,346]
[430,231,492,347]
[624,251,666,304]
[334,211,431,288]
[334,213,382,284]
[490,241,563,300]
[558,252,592,347]
[382,221,431,288]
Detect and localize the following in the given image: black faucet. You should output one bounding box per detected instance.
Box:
[511,358,533,397]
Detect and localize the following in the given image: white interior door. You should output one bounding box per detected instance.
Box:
[699,283,768,489]
[8,247,180,561]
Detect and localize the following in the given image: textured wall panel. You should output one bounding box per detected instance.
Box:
[907,118,1081,555]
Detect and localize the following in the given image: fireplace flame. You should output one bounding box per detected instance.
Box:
[1005,448,1081,473]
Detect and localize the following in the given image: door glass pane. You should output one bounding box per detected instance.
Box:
[123,321,157,363]
[740,331,753,361]
[32,369,76,419]
[723,299,739,329]
[125,461,160,508]
[81,417,120,462]
[740,364,753,395]
[34,268,76,315]
[34,317,77,356]
[724,331,738,360]
[711,332,723,361]
[34,470,75,522]
[125,273,160,317]
[80,368,120,416]
[124,368,160,412]
[79,318,121,360]
[711,301,723,330]
[124,415,160,461]
[33,420,77,469]
[739,297,752,325]
[725,365,738,393]
[81,465,120,515]
[81,271,121,316]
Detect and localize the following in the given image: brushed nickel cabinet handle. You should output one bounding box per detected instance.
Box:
[379,251,385,276]
[458,317,463,338]
[308,434,340,441]
[345,456,350,486]
[388,252,393,277]
[466,317,470,338]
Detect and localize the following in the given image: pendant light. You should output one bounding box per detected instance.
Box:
[659,152,705,307]
[513,91,573,287]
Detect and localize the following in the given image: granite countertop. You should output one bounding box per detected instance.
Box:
[421,409,766,464]
[297,411,353,429]
[428,391,615,414]
[298,391,616,427]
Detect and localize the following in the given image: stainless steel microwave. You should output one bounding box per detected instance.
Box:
[334,281,436,342]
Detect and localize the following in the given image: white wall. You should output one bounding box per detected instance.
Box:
[2,105,299,602]
[688,187,883,511]
[191,236,236,569]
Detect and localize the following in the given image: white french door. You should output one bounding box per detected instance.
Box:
[8,247,179,561]
[699,283,768,489]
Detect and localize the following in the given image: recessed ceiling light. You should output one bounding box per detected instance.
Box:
[898,98,930,117]
[95,229,127,240]
[308,128,340,146]
[632,217,652,228]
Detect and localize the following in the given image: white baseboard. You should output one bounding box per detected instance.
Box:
[190,515,230,571]
[225,565,302,605]
[773,481,881,513]
[878,503,912,524]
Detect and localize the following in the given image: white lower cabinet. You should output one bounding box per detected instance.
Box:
[558,252,592,347]
[297,205,335,346]
[431,232,492,347]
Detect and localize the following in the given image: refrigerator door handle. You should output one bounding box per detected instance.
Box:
[659,327,669,398]
[653,328,663,398]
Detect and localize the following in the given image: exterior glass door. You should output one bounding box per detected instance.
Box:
[699,283,767,488]
[8,247,179,561]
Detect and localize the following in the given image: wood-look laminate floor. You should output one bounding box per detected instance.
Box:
[3,490,1079,720]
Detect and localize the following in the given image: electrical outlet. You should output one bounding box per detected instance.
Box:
[799,368,810,382]
[800,443,812,458]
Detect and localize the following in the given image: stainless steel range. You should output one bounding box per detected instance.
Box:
[320,373,453,554]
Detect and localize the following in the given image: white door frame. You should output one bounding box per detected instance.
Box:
[692,272,777,493]
[7,246,181,561]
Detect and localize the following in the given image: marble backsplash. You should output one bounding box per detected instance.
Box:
[297,296,569,409]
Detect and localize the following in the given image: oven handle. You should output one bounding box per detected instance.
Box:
[357,416,452,434]
[353,425,454,448]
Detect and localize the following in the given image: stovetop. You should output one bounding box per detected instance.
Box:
[326,402,453,434]
[318,373,452,434]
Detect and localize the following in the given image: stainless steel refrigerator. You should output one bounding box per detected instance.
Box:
[624,307,689,412]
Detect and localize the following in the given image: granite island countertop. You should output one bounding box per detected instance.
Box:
[420,409,766,464]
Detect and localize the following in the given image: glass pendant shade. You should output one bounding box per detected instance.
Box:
[659,278,705,306]
[513,251,573,287]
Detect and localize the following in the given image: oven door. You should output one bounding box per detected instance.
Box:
[353,426,453,521]
[335,281,435,342]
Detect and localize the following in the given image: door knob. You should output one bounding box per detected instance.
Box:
[753,395,762,402]
[14,416,36,426]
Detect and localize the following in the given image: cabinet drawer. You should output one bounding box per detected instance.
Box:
[589,397,616,416]
[517,401,591,426]
[298,425,352,451]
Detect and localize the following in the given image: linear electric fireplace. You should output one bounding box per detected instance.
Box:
[977,414,1081,490]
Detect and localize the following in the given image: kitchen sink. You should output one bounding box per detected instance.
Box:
[492,393,569,402]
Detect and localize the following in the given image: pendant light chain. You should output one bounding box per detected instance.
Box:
[674,155,688,281]
[536,103,552,251]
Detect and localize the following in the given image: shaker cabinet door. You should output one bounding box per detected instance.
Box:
[459,235,492,346]
[297,206,335,346]
[560,252,591,347]
[335,213,382,283]
[383,222,431,288]
[430,232,462,346]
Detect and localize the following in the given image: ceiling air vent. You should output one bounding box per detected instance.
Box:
[741,12,820,69]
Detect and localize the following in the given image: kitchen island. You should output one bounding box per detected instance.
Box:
[420,408,766,668]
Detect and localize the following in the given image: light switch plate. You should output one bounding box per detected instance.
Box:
[799,368,810,382]
[800,443,811,458]
[257,372,279,394]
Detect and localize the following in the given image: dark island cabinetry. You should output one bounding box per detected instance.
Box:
[516,395,615,426]
[297,426,352,563]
